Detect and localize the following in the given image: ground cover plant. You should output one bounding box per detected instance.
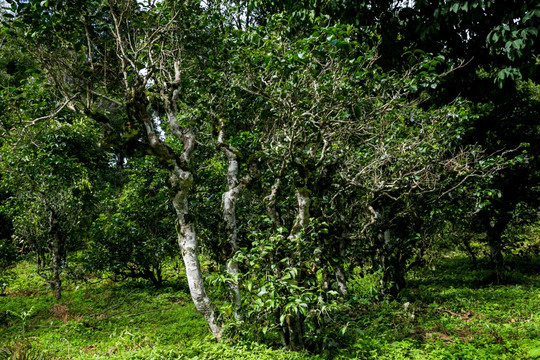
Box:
[1,244,538,359]
[0,260,315,359]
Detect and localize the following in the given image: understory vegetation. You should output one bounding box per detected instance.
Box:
[1,244,539,359]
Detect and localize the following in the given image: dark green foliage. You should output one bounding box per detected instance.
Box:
[86,156,177,287]
[232,222,345,353]
[0,199,16,273]
[0,117,106,299]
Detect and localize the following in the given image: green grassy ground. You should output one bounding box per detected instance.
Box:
[1,253,538,359]
[0,261,313,360]
[347,255,540,359]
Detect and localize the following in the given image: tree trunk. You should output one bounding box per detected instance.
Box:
[335,265,348,296]
[263,165,284,228]
[487,229,504,283]
[49,209,62,301]
[462,237,478,269]
[283,185,310,349]
[332,238,348,296]
[171,165,222,339]
[51,232,62,301]
[286,315,305,351]
[373,220,406,298]
[264,175,288,345]
[484,213,510,283]
[290,186,310,238]
[218,123,248,320]
[222,182,243,319]
[129,82,222,338]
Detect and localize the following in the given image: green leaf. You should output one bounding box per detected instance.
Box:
[529,347,540,359]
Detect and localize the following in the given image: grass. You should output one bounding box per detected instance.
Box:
[0,251,538,359]
[0,261,314,360]
[344,255,540,359]
[1,263,200,359]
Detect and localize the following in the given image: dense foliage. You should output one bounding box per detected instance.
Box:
[86,156,177,286]
[0,0,538,356]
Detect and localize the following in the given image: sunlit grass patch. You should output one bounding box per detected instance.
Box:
[0,260,206,358]
[0,260,318,359]
[1,251,538,359]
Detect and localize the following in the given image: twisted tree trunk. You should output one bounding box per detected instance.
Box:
[217,122,249,320]
[171,164,221,338]
[285,184,311,350]
[128,82,222,338]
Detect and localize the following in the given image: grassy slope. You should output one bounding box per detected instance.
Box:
[0,253,539,359]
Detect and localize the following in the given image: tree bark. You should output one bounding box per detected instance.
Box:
[170,164,222,339]
[462,237,478,269]
[130,85,222,338]
[283,184,310,349]
[379,228,406,297]
[290,186,310,238]
[217,122,248,320]
[263,175,283,228]
[335,265,348,296]
[487,228,505,283]
[484,212,510,283]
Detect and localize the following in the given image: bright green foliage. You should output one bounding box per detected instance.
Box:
[234,223,344,352]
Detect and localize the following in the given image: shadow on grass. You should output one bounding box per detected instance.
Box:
[407,255,540,289]
[346,254,540,359]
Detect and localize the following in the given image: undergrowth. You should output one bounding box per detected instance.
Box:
[0,252,538,359]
